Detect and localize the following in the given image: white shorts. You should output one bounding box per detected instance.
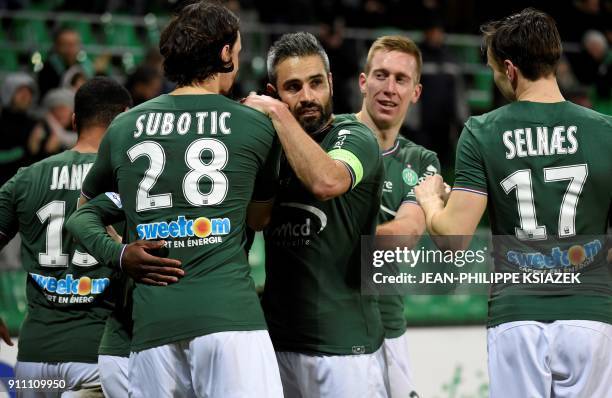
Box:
[129,330,283,398]
[488,320,612,398]
[275,348,388,398]
[97,355,128,398]
[383,332,418,398]
[14,361,102,398]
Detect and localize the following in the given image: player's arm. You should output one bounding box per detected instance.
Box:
[0,171,22,250]
[0,317,13,347]
[417,175,487,242]
[416,124,488,250]
[376,203,426,249]
[378,152,443,246]
[247,139,280,230]
[66,194,184,286]
[244,94,350,200]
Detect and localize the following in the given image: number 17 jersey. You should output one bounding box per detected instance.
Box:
[82,94,276,351]
[454,101,612,327]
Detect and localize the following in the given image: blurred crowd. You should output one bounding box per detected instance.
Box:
[0,0,610,179]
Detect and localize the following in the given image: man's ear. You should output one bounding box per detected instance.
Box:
[358,72,367,95]
[266,83,278,98]
[412,83,423,103]
[71,113,76,131]
[327,72,333,97]
[220,44,234,71]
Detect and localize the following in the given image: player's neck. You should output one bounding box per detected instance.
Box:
[355,110,400,152]
[71,127,106,154]
[516,75,564,103]
[172,78,225,96]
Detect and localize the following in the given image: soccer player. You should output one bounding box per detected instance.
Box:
[77,3,283,397]
[415,8,612,397]
[340,35,440,398]
[0,76,132,397]
[66,192,131,398]
[244,32,387,397]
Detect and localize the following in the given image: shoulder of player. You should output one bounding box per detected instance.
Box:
[463,103,515,133]
[563,101,612,127]
[230,99,276,132]
[331,117,376,142]
[396,136,439,163]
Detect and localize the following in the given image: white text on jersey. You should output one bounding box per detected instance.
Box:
[132,112,232,138]
[50,163,93,191]
[503,125,578,159]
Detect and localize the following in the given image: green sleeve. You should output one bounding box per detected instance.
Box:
[252,138,281,202]
[81,130,115,200]
[453,121,487,195]
[404,150,441,204]
[325,122,380,189]
[65,193,126,269]
[0,170,22,243]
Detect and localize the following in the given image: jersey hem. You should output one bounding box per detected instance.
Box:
[383,327,407,339]
[487,313,612,328]
[452,186,488,196]
[17,354,99,364]
[271,339,384,356]
[97,348,130,357]
[131,322,268,352]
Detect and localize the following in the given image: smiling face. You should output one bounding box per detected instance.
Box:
[359,49,422,131]
[272,55,333,134]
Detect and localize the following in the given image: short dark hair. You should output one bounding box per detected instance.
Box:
[266,32,330,85]
[74,77,132,133]
[159,1,239,87]
[481,8,562,80]
[53,27,78,43]
[125,65,161,92]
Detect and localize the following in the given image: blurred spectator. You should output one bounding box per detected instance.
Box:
[28,88,76,161]
[125,65,163,106]
[61,65,88,92]
[0,73,38,185]
[411,19,467,168]
[319,17,360,113]
[37,27,92,100]
[144,48,175,93]
[572,30,612,98]
[558,0,608,42]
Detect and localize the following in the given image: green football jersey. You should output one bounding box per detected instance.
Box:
[77,192,132,357]
[378,137,440,338]
[336,114,441,338]
[261,115,385,355]
[0,151,115,363]
[82,94,276,351]
[454,101,612,327]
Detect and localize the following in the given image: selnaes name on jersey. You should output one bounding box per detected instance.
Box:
[50,163,93,190]
[503,125,578,159]
[133,111,232,138]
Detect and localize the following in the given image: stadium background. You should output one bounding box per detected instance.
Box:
[0,0,609,396]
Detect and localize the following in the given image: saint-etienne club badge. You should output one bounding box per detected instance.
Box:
[402,166,419,186]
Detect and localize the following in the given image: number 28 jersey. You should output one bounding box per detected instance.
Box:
[82,94,276,351]
[0,151,114,363]
[454,101,612,326]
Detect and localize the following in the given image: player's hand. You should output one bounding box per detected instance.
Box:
[442,182,452,204]
[242,93,288,118]
[0,318,13,347]
[415,174,446,206]
[120,240,184,286]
